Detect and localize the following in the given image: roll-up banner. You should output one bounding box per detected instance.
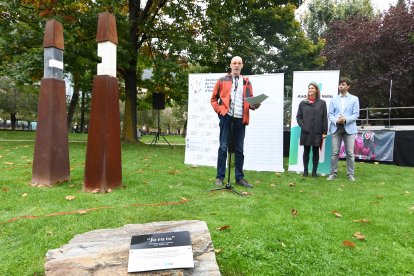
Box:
[288,70,340,174]
[185,73,285,172]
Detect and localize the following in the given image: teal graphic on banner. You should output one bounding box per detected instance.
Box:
[289,125,331,174]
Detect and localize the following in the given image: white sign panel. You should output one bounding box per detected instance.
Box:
[127,231,193,273]
[185,73,285,172]
[288,70,340,174]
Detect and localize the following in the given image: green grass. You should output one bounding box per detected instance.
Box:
[0,131,413,275]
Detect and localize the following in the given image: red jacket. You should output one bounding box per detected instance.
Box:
[210,74,254,125]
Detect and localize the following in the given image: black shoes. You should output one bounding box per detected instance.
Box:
[302,171,308,177]
[312,171,318,178]
[236,179,253,188]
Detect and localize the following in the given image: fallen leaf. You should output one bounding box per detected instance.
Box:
[144,164,150,167]
[353,232,366,241]
[0,155,3,158]
[241,191,252,196]
[374,162,379,164]
[69,184,75,188]
[217,225,231,231]
[288,182,295,187]
[353,219,370,223]
[181,197,189,202]
[343,240,356,247]
[402,191,410,195]
[4,162,14,165]
[275,172,281,176]
[106,188,112,193]
[168,170,180,175]
[214,248,222,254]
[410,206,414,211]
[280,242,286,248]
[2,187,10,192]
[299,190,304,193]
[377,195,384,199]
[270,183,276,187]
[47,231,54,236]
[77,210,87,214]
[65,195,75,201]
[91,189,100,194]
[291,208,298,216]
[22,193,28,198]
[254,180,261,184]
[331,210,342,218]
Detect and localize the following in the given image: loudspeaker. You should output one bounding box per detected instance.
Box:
[152,93,165,110]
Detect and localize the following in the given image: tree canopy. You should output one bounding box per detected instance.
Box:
[322,2,414,113]
[1,0,324,138]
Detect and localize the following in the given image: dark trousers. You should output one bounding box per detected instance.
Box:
[216,114,245,181]
[303,145,319,173]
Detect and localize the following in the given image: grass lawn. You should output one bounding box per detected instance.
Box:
[0,131,413,275]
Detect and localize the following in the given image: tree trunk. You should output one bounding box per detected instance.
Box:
[123,70,138,141]
[80,89,86,133]
[10,113,17,130]
[67,72,80,130]
[182,119,187,137]
[122,0,139,142]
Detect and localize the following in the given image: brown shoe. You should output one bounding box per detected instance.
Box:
[215,178,223,186]
[236,179,253,188]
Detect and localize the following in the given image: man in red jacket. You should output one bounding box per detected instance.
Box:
[210,56,260,188]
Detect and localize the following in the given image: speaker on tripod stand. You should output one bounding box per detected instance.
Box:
[151,93,172,147]
[152,92,165,110]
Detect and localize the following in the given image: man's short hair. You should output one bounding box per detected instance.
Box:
[339,77,352,86]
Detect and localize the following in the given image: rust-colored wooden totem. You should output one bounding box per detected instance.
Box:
[32,20,70,186]
[83,12,122,192]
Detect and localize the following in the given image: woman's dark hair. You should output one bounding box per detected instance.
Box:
[308,82,321,99]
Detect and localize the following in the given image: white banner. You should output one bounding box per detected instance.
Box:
[288,70,340,174]
[185,73,285,172]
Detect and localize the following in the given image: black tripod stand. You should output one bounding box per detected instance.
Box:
[151,109,172,148]
[210,117,243,196]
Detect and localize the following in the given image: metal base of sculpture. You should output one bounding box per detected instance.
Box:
[83,75,122,192]
[32,78,70,186]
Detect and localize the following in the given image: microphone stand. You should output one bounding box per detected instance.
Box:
[210,117,243,196]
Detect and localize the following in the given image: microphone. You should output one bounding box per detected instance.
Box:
[234,77,239,91]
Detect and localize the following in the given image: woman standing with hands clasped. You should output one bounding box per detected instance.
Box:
[296,82,328,177]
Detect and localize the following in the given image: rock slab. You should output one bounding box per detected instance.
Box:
[45,220,220,275]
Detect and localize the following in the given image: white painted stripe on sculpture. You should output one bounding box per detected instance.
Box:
[48,59,64,69]
[97,41,117,77]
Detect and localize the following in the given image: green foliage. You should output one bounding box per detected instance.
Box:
[322,3,414,112]
[0,131,414,275]
[0,77,38,122]
[300,0,375,43]
[0,0,323,140]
